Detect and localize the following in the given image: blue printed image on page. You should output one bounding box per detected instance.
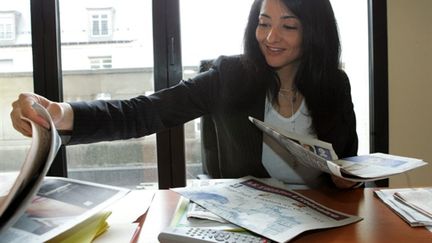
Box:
[181,192,229,204]
[342,155,406,168]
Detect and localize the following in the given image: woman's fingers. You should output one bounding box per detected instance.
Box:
[10,93,52,136]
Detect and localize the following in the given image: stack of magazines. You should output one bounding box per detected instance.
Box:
[375,188,432,231]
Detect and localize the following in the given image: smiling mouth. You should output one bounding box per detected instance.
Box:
[265,45,285,54]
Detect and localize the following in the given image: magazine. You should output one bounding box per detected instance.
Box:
[249,117,427,182]
[0,177,128,242]
[172,176,362,243]
[0,103,62,232]
[0,103,129,242]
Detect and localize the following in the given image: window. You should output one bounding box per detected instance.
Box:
[61,0,155,189]
[0,12,17,42]
[330,0,370,155]
[0,2,33,173]
[89,56,112,69]
[88,9,113,38]
[179,0,254,179]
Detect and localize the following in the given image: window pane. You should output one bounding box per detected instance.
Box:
[331,0,370,154]
[0,1,34,173]
[180,0,370,179]
[180,0,254,179]
[101,20,108,35]
[92,20,99,35]
[59,0,155,188]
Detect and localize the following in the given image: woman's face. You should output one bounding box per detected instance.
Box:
[255,0,303,72]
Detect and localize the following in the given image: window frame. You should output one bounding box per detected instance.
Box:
[31,0,67,177]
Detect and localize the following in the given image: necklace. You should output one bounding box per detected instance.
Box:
[279,88,295,92]
[278,88,298,103]
[277,88,298,132]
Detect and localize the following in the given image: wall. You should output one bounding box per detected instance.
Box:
[388,0,432,187]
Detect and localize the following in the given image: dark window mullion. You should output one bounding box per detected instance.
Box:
[369,0,388,154]
[30,0,67,177]
[153,0,186,189]
[368,0,389,186]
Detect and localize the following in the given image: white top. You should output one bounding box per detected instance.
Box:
[261,98,323,188]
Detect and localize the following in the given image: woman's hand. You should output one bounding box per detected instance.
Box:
[331,175,362,189]
[10,92,74,137]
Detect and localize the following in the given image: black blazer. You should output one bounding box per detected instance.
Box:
[68,55,358,179]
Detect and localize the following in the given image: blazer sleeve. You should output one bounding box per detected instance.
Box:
[331,71,358,158]
[67,61,224,145]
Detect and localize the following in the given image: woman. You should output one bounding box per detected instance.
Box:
[10,0,358,188]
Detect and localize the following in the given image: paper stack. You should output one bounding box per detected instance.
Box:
[375,188,432,231]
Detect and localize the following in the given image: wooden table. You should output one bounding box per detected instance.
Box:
[137,188,431,242]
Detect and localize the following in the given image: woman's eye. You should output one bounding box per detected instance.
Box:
[258,22,270,28]
[283,25,298,30]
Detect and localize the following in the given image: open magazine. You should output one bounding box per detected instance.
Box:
[0,103,129,241]
[0,176,128,242]
[249,117,427,182]
[0,103,62,232]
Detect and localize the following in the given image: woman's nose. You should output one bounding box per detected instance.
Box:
[266,27,281,43]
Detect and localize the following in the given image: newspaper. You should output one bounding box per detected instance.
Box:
[375,188,432,227]
[0,177,129,242]
[173,178,305,232]
[184,178,288,225]
[185,179,256,223]
[0,103,62,232]
[170,197,240,231]
[249,117,427,182]
[394,188,432,218]
[171,179,250,231]
[172,176,362,243]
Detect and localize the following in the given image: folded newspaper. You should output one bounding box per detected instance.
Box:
[394,188,432,219]
[172,176,362,243]
[0,103,129,241]
[249,117,427,182]
[375,188,432,229]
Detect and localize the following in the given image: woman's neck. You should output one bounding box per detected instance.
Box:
[275,62,299,89]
